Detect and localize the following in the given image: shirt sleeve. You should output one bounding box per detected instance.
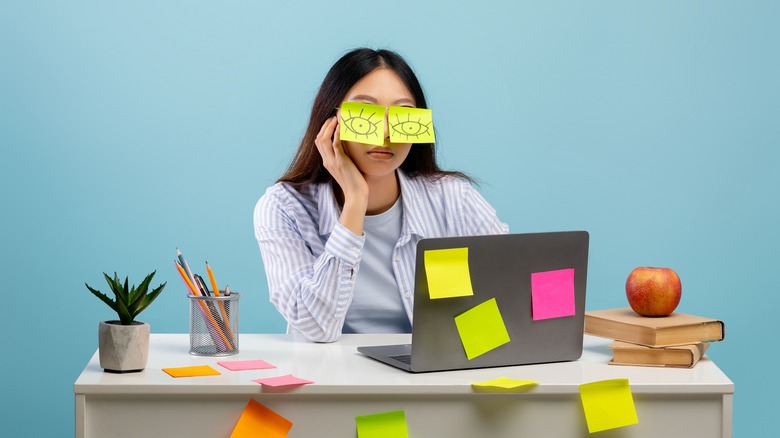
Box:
[253,189,365,342]
[458,181,510,235]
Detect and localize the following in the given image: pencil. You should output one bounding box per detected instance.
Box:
[206,261,236,343]
[175,261,233,351]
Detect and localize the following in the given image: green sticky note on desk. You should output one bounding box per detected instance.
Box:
[579,378,638,433]
[388,106,435,143]
[340,101,386,146]
[424,247,474,299]
[454,297,510,360]
[355,410,409,438]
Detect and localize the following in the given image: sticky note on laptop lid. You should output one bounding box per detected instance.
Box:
[424,247,474,299]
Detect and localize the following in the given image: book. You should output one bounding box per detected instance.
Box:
[584,308,725,347]
[608,340,710,368]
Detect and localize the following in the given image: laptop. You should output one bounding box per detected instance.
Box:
[357,231,589,372]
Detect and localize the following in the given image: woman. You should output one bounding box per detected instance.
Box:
[254,48,508,342]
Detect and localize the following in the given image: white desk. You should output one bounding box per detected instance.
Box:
[74,334,733,437]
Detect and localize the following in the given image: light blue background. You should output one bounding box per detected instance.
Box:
[1,1,776,436]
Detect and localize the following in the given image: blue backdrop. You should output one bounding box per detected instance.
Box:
[2,1,776,436]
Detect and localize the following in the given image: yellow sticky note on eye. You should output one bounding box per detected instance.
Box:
[454,298,511,360]
[355,410,409,438]
[388,106,435,143]
[471,377,538,392]
[424,247,474,299]
[579,378,639,433]
[340,101,386,146]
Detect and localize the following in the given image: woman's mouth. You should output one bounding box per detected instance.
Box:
[367,147,394,160]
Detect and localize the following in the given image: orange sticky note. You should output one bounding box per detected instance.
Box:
[162,365,220,378]
[230,400,293,438]
[579,378,639,433]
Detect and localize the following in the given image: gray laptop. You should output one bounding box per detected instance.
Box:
[357,231,589,372]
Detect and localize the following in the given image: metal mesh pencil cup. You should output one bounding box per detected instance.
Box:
[188,292,240,356]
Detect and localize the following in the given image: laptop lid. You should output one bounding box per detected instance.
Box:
[401,231,589,372]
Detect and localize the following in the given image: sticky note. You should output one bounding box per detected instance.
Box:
[471,377,538,392]
[340,101,386,146]
[355,410,409,438]
[162,365,220,378]
[424,247,474,299]
[388,106,435,143]
[217,359,276,371]
[252,374,314,387]
[531,268,575,320]
[230,400,293,438]
[454,298,510,360]
[579,378,639,433]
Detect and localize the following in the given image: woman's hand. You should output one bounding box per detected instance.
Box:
[315,116,368,235]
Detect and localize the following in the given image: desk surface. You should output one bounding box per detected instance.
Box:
[75,334,733,395]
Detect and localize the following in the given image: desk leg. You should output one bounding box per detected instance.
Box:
[722,393,733,438]
[75,394,86,438]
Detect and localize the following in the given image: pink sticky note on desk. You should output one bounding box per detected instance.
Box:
[531,268,575,320]
[217,359,276,371]
[252,374,314,387]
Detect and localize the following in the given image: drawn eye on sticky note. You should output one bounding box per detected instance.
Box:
[424,247,474,299]
[531,268,575,320]
[454,297,510,360]
[388,106,435,143]
[340,101,386,146]
[579,378,639,433]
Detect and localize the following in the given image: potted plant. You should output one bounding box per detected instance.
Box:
[85,271,166,373]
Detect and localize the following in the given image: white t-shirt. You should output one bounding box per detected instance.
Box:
[342,197,411,333]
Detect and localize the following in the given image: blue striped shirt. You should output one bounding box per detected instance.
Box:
[253,169,509,342]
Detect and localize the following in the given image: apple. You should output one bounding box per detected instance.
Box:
[625,267,682,317]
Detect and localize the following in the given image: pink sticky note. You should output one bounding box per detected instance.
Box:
[531,268,576,320]
[252,374,314,387]
[217,359,276,371]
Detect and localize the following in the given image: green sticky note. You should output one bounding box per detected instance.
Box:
[355,410,409,438]
[340,102,386,146]
[471,377,538,392]
[424,247,474,299]
[388,106,435,143]
[579,378,639,433]
[454,298,511,360]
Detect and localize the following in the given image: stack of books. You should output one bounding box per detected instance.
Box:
[584,308,725,368]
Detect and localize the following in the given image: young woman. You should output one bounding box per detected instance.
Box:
[254,48,508,342]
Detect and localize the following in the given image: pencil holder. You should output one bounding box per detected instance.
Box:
[188,292,240,356]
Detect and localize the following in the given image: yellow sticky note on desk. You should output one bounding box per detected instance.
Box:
[424,247,473,299]
[579,378,639,433]
[355,410,409,438]
[340,101,386,146]
[388,106,435,143]
[162,365,220,378]
[471,377,538,392]
[454,297,510,360]
[231,400,293,438]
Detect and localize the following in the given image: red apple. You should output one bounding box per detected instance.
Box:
[625,267,682,317]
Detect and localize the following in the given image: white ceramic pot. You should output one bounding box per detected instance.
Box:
[98,320,150,373]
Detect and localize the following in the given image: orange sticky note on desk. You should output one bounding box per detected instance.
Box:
[355,410,409,438]
[454,297,510,360]
[230,400,293,438]
[162,365,220,378]
[579,378,638,433]
[424,247,474,299]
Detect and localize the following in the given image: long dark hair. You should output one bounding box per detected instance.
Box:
[278,48,472,185]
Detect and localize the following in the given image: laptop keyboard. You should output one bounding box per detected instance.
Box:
[389,354,412,364]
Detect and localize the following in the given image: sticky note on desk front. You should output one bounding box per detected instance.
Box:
[454,297,510,360]
[355,410,409,438]
[340,101,386,146]
[230,400,292,438]
[471,377,538,392]
[579,378,638,433]
[531,268,575,320]
[424,247,474,299]
[162,365,220,378]
[388,106,435,143]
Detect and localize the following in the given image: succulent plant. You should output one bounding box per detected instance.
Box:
[86,271,166,325]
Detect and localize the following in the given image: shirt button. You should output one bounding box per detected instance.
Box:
[404,291,411,298]
[352,247,359,254]
[394,254,401,262]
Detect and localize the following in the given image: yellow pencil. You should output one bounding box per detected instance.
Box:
[206,261,236,342]
[175,261,233,351]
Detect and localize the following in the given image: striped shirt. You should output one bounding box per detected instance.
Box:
[253,169,509,342]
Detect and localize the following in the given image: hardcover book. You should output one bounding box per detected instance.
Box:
[584,308,724,347]
[608,340,710,368]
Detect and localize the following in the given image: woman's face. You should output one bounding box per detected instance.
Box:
[340,68,414,179]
